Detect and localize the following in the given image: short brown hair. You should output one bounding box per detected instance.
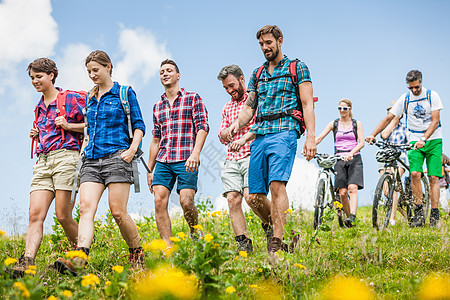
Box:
[27,58,58,84]
[85,50,113,76]
[256,25,283,40]
[160,59,179,73]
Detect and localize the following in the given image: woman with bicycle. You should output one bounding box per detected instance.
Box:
[315,99,365,227]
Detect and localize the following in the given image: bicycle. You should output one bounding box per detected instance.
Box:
[371,140,431,229]
[313,154,346,229]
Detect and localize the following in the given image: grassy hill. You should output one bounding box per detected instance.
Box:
[1,202,449,299]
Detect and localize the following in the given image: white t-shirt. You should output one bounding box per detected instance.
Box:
[390,87,443,142]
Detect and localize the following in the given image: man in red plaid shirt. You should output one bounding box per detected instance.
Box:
[147,59,209,246]
[218,65,272,253]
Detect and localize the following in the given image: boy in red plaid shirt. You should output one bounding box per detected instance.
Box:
[147,59,209,246]
[218,65,272,253]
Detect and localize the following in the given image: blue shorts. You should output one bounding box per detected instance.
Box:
[248,130,297,195]
[152,161,198,194]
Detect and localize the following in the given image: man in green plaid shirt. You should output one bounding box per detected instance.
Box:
[225,25,316,253]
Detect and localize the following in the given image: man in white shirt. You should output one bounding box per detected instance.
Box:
[366,70,443,227]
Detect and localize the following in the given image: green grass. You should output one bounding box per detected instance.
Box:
[0,205,449,299]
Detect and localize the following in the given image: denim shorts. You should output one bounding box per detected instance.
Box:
[80,149,133,186]
[152,161,198,194]
[248,130,297,195]
[221,156,250,197]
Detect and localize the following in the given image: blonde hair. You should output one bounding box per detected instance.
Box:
[339,98,353,118]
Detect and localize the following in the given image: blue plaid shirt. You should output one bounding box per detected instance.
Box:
[247,55,311,136]
[384,119,407,152]
[84,82,146,159]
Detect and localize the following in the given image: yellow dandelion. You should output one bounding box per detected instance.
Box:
[333,201,343,210]
[62,290,73,297]
[294,263,306,269]
[224,223,228,226]
[226,286,236,294]
[170,237,181,242]
[247,215,253,219]
[136,225,141,230]
[177,232,188,239]
[193,224,203,231]
[321,275,374,300]
[14,281,30,298]
[65,250,89,261]
[112,265,124,274]
[239,251,248,258]
[48,295,58,300]
[134,265,198,299]
[235,256,239,260]
[285,209,293,214]
[212,242,220,249]
[258,268,263,272]
[204,234,214,243]
[211,211,221,217]
[0,230,5,236]
[143,239,167,251]
[105,281,112,286]
[81,273,100,288]
[25,267,36,275]
[4,257,17,266]
[249,284,258,288]
[417,272,450,300]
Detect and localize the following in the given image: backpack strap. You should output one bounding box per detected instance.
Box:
[56,90,69,141]
[332,118,339,154]
[252,66,265,109]
[404,91,411,129]
[288,59,301,110]
[119,85,133,139]
[352,119,358,142]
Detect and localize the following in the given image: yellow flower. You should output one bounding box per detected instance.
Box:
[193,224,203,231]
[134,265,198,299]
[239,251,248,258]
[417,273,450,300]
[211,211,221,217]
[333,201,343,210]
[0,230,5,236]
[62,290,73,297]
[105,281,112,286]
[136,225,141,230]
[4,257,17,266]
[285,209,293,214]
[14,281,30,298]
[112,265,124,274]
[81,273,100,288]
[177,232,187,239]
[321,275,374,300]
[65,250,89,261]
[204,234,214,243]
[170,237,181,242]
[143,239,167,251]
[247,215,253,219]
[249,284,258,288]
[294,263,306,269]
[48,296,58,300]
[25,266,36,275]
[224,223,228,226]
[226,286,236,294]
[258,268,263,272]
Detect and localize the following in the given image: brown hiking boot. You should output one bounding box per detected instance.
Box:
[54,256,85,277]
[128,251,145,269]
[6,254,35,279]
[262,223,273,251]
[268,237,290,254]
[289,230,301,253]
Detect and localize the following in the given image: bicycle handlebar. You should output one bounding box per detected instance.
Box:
[369,139,413,150]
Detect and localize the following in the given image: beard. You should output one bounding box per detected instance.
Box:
[232,82,245,101]
[265,45,280,61]
[412,88,422,96]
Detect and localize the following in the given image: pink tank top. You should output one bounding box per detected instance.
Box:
[334,121,359,155]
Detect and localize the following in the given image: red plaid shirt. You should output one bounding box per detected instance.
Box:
[153,88,209,163]
[219,93,255,160]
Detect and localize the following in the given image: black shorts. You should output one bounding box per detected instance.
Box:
[334,154,364,190]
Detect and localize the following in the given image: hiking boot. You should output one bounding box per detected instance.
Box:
[235,235,253,254]
[262,223,273,251]
[344,214,356,228]
[54,256,85,277]
[268,237,290,254]
[6,254,35,279]
[288,230,301,253]
[430,208,440,228]
[410,206,424,228]
[128,248,145,269]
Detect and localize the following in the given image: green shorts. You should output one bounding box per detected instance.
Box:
[408,139,442,177]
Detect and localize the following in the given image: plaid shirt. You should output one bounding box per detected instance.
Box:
[384,119,408,152]
[153,88,209,163]
[84,82,146,159]
[219,93,255,160]
[247,55,311,136]
[34,89,85,155]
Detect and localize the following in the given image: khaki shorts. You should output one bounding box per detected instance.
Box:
[220,156,250,197]
[31,149,79,193]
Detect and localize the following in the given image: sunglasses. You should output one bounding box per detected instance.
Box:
[408,85,421,90]
[338,106,350,111]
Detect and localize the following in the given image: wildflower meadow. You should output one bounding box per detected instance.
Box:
[0,197,449,299]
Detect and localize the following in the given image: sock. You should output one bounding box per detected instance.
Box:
[235,235,247,242]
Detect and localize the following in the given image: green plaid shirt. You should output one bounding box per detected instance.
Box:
[247,55,311,136]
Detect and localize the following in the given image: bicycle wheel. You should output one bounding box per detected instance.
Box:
[421,176,431,222]
[373,173,395,229]
[314,179,326,229]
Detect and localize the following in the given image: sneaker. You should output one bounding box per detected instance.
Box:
[410,206,424,228]
[262,223,273,251]
[235,236,253,254]
[54,256,85,277]
[344,214,356,228]
[6,254,35,279]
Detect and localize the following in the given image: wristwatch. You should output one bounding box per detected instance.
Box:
[420,137,427,143]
